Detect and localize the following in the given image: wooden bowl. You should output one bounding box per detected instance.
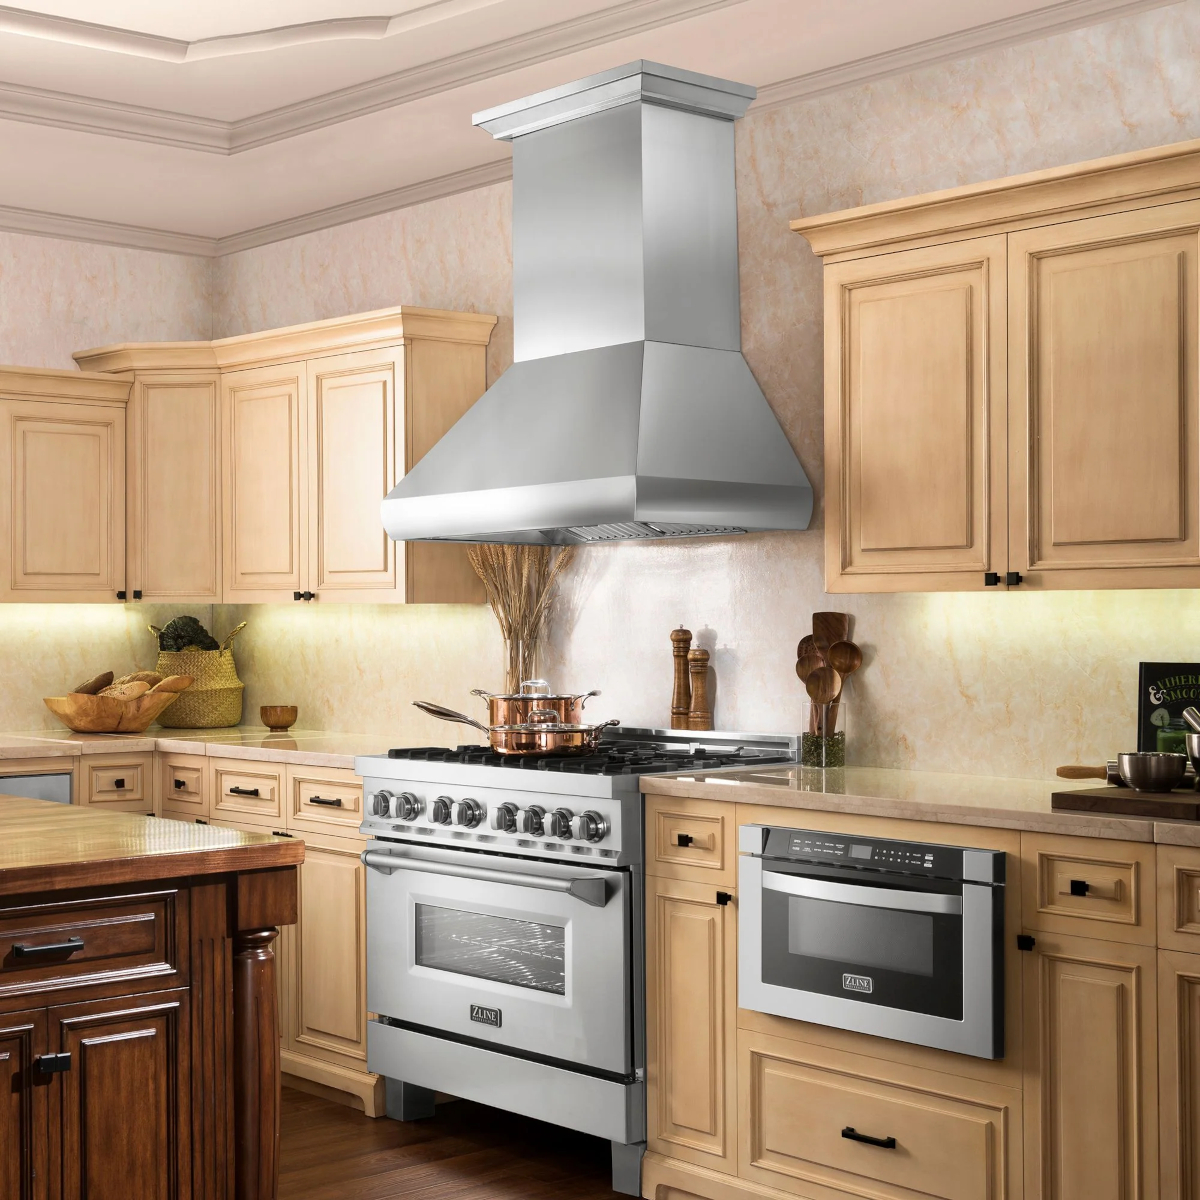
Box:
[260,705,298,732]
[44,690,184,734]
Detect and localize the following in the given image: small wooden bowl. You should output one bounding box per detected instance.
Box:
[260,705,298,732]
[44,690,183,734]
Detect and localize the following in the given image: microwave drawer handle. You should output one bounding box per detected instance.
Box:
[762,872,963,915]
[359,849,608,908]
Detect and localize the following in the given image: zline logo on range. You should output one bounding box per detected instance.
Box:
[470,1004,503,1027]
[842,973,873,994]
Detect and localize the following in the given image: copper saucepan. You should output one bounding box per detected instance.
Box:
[414,700,620,757]
[470,679,600,727]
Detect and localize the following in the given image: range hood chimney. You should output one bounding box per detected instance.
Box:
[382,61,813,545]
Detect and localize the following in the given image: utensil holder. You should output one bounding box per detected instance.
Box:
[801,700,848,768]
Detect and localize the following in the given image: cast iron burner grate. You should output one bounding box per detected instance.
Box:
[386,743,788,775]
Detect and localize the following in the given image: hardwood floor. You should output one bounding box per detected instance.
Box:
[279,1087,628,1199]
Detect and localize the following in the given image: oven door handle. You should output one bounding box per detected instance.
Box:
[762,871,963,915]
[360,849,608,907]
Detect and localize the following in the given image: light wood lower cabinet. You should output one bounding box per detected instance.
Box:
[78,753,155,814]
[1159,949,1200,1200]
[647,876,738,1174]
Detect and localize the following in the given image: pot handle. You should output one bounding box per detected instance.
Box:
[412,700,491,734]
[519,679,552,696]
[528,708,560,724]
[575,689,602,708]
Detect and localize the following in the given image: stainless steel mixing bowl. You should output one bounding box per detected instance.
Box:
[1187,733,1200,779]
[1117,751,1188,792]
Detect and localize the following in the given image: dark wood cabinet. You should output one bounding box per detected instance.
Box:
[49,990,189,1200]
[0,1008,47,1200]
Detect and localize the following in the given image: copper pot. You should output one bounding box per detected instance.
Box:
[471,679,600,727]
[413,700,619,757]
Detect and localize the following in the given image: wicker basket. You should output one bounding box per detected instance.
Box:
[150,621,246,728]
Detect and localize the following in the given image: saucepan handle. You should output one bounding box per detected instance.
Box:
[412,700,491,734]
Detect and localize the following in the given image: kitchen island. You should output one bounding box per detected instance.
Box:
[0,796,302,1199]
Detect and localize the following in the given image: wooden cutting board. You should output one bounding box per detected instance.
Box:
[1052,785,1200,822]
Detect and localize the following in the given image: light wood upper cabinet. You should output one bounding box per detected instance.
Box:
[0,371,129,603]
[127,374,221,602]
[795,137,1200,593]
[222,364,307,602]
[1009,201,1200,588]
[823,237,1008,591]
[77,305,494,606]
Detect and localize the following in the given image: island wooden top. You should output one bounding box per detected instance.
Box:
[0,796,304,896]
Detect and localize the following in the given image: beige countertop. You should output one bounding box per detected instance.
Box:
[642,764,1200,847]
[0,727,398,770]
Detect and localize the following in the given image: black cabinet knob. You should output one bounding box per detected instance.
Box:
[1005,571,1023,586]
[1069,879,1090,896]
[675,832,694,847]
[132,589,142,600]
[983,572,1000,586]
[294,591,303,601]
[116,590,126,600]
[302,591,315,601]
[113,778,125,789]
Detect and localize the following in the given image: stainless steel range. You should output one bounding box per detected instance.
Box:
[356,728,798,1195]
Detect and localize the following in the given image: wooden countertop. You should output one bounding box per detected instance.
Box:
[640,763,1200,845]
[0,796,303,896]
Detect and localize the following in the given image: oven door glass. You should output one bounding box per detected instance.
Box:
[760,865,964,1020]
[365,845,632,1075]
[415,904,566,995]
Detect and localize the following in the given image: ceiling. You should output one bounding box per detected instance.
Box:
[0,0,1174,254]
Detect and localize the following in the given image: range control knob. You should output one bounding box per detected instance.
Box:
[370,790,395,818]
[515,805,545,836]
[452,798,485,828]
[544,808,574,840]
[430,796,453,825]
[489,802,518,833]
[570,810,610,844]
[396,792,423,822]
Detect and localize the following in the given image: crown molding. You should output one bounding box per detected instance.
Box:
[753,0,1179,113]
[0,0,750,154]
[0,158,514,257]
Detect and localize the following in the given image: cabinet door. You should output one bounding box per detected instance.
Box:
[0,398,125,601]
[1009,200,1200,588]
[306,349,402,601]
[646,876,737,1175]
[221,364,306,602]
[0,1008,47,1200]
[128,374,221,601]
[822,235,1008,592]
[1023,931,1158,1200]
[288,830,369,1069]
[1160,949,1200,1200]
[49,989,189,1200]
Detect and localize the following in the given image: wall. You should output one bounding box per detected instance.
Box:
[0,237,211,728]
[205,2,1200,774]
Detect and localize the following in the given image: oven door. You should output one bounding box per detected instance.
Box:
[739,853,1001,1059]
[363,841,632,1076]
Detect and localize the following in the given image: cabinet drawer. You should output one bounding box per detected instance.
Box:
[647,796,734,885]
[1158,844,1200,951]
[0,890,179,999]
[82,756,152,812]
[739,1030,1020,1200]
[287,767,363,834]
[210,759,284,826]
[1022,832,1155,944]
[159,753,207,818]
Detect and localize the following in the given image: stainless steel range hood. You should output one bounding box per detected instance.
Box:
[382,61,813,545]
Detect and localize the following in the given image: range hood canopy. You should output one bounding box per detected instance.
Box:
[382,61,813,545]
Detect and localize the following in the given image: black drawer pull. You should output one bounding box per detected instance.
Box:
[35,1053,72,1075]
[13,937,84,960]
[1069,879,1090,896]
[229,786,260,797]
[716,891,733,906]
[675,832,694,847]
[842,1127,896,1150]
[308,795,343,807]
[174,779,187,790]
[271,830,294,838]
[113,778,126,789]
[196,818,208,825]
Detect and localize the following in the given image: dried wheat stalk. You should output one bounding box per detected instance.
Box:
[468,545,576,692]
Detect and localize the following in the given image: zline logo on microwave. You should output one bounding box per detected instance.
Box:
[842,973,873,994]
[470,1004,502,1028]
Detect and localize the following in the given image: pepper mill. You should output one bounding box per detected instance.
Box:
[687,648,713,730]
[670,627,693,730]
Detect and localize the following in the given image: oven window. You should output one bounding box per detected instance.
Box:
[788,896,934,976]
[414,904,566,995]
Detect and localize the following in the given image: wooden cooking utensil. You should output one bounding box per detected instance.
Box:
[1057,763,1125,787]
[813,612,850,657]
[825,640,862,734]
[796,634,820,662]
[795,653,825,684]
[805,666,842,738]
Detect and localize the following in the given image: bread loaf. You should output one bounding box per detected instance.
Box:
[98,680,151,700]
[72,671,114,696]
[148,675,193,694]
